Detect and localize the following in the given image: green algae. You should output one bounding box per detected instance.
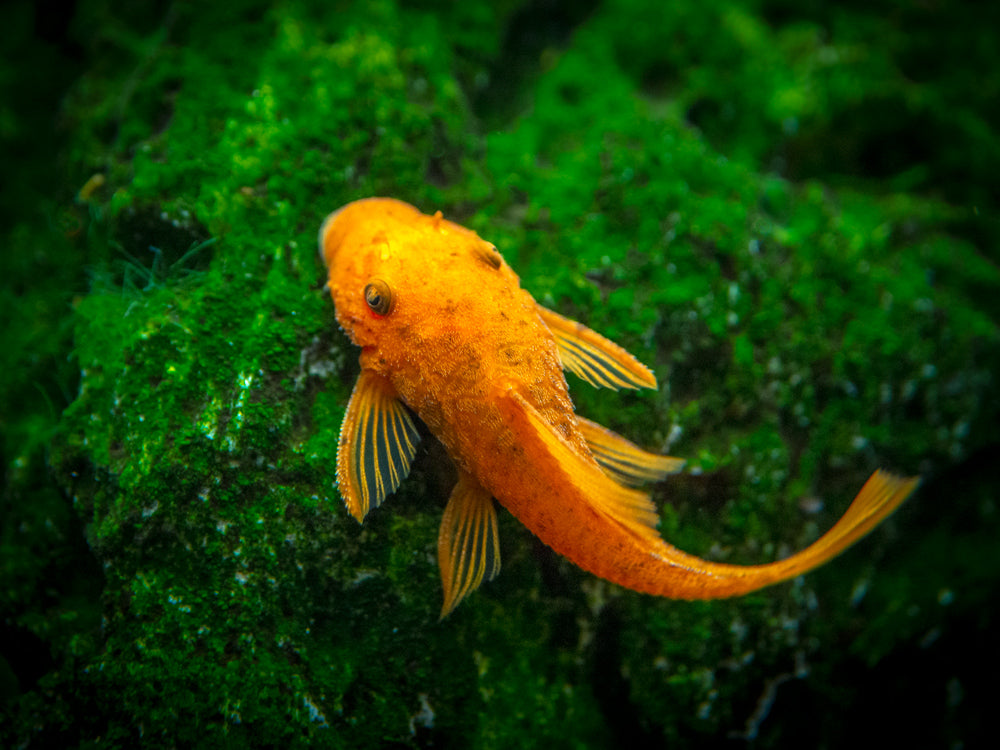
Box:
[3,0,999,747]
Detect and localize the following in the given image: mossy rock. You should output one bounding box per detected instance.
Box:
[3,0,998,747]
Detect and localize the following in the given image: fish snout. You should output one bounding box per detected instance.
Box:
[318,205,348,269]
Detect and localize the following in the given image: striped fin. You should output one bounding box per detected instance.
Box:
[536,304,657,391]
[437,473,501,618]
[336,370,421,522]
[576,416,684,486]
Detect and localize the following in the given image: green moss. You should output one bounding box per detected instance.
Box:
[3,0,999,747]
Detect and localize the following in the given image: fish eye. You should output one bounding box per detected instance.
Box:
[364,278,393,316]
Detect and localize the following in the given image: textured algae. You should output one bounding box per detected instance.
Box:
[2,0,999,747]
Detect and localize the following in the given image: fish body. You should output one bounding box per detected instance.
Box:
[320,198,918,615]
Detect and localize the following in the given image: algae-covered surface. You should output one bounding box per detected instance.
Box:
[3,0,998,747]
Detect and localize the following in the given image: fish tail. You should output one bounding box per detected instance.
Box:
[767,470,919,576]
[643,470,920,599]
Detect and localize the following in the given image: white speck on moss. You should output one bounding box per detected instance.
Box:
[408,694,435,735]
[849,578,869,607]
[304,695,329,727]
[666,423,683,448]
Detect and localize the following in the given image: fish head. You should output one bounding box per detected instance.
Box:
[319,198,516,364]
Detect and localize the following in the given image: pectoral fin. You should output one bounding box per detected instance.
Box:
[337,370,421,522]
[536,304,657,390]
[438,472,501,618]
[576,416,685,486]
[500,389,663,543]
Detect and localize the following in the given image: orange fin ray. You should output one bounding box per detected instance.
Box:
[640,470,920,599]
[336,370,421,522]
[438,473,501,618]
[503,389,662,542]
[536,304,657,391]
[576,416,684,486]
[770,470,920,575]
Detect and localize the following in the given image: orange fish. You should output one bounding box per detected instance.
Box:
[319,198,919,617]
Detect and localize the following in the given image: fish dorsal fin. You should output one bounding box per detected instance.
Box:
[502,389,662,542]
[536,304,657,391]
[437,472,501,618]
[337,370,421,522]
[576,416,685,487]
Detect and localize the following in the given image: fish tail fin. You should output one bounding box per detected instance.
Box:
[767,469,919,577]
[644,470,920,599]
